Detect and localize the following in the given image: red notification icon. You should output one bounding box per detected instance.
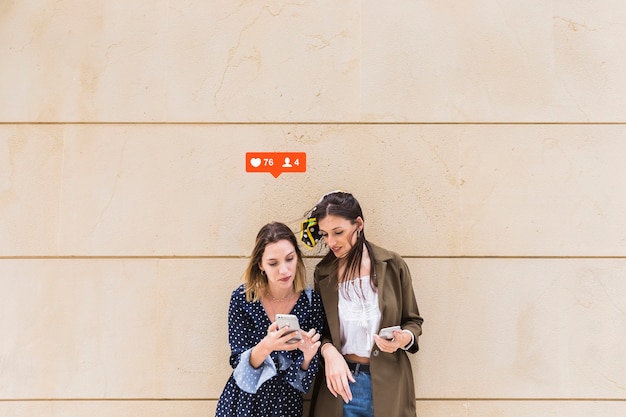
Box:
[246,152,307,178]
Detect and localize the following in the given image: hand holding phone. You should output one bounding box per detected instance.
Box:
[275,314,302,344]
[378,325,401,340]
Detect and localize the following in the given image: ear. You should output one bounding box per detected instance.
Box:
[356,216,364,231]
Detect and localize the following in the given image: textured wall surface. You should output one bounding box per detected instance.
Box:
[1,1,626,416]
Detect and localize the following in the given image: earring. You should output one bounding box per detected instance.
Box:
[260,270,266,276]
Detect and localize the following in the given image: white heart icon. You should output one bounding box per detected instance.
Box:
[250,157,261,168]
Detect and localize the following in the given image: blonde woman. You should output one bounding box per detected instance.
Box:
[216,222,325,417]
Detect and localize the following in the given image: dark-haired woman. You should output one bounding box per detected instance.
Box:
[216,222,325,417]
[303,191,423,417]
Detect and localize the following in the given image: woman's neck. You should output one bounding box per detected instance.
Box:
[266,286,295,302]
[337,243,370,279]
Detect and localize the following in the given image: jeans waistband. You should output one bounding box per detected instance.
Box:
[346,360,370,375]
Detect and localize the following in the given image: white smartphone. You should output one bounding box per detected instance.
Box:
[275,314,302,344]
[378,325,401,340]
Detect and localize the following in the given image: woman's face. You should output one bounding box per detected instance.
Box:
[317,214,363,258]
[259,239,298,292]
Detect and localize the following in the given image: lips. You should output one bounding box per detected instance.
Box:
[332,247,343,256]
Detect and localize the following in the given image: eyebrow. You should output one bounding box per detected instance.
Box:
[265,250,296,261]
[319,227,344,233]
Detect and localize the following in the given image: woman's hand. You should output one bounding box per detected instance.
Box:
[298,328,321,369]
[250,322,300,368]
[263,321,302,352]
[298,329,321,358]
[321,343,355,403]
[373,329,411,353]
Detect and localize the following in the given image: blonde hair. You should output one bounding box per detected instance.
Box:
[243,222,307,302]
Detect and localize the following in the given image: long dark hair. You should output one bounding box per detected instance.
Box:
[310,191,377,290]
[243,222,307,302]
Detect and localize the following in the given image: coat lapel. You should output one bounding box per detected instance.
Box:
[318,270,341,347]
[375,254,387,319]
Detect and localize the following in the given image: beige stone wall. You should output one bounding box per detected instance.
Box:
[2,1,626,416]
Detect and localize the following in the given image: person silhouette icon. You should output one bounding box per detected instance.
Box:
[282,157,292,168]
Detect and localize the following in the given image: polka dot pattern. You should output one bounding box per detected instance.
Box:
[216,284,325,417]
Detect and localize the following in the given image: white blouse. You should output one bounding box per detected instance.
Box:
[338,275,381,357]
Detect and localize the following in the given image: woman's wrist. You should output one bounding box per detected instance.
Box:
[400,329,414,349]
[301,355,312,371]
[320,342,334,357]
[256,337,273,357]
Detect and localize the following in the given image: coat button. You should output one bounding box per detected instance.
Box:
[372,349,379,357]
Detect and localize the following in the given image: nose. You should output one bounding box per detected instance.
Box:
[279,262,289,274]
[324,235,334,247]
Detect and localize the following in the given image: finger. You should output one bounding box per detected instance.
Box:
[275,326,292,338]
[333,377,349,403]
[377,335,398,352]
[299,330,312,342]
[300,335,319,347]
[280,334,300,347]
[268,322,279,332]
[347,370,356,383]
[373,335,387,347]
[340,390,350,403]
[284,342,300,351]
[339,373,354,401]
[340,362,356,384]
[345,385,353,402]
[341,372,356,403]
[326,377,338,398]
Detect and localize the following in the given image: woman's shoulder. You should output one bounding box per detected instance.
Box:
[369,242,402,262]
[314,252,336,277]
[231,283,246,296]
[229,284,263,316]
[370,243,412,282]
[229,284,250,304]
[309,286,322,300]
[300,286,322,303]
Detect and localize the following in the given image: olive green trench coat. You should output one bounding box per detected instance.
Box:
[310,243,423,417]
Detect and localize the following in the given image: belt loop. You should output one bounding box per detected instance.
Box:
[353,363,360,377]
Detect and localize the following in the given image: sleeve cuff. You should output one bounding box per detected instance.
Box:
[233,348,277,393]
[400,329,415,351]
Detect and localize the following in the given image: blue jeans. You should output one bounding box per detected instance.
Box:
[343,371,373,417]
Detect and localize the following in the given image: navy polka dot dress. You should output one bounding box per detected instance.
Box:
[216,284,325,417]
